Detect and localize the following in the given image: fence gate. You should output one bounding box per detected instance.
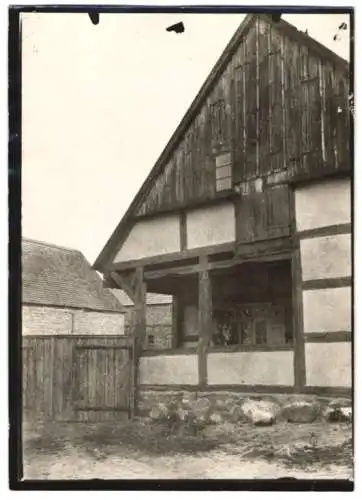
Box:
[22,335,134,422]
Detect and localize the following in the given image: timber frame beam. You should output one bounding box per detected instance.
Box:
[110,269,147,345]
[110,270,138,303]
[133,268,147,347]
[107,242,235,271]
[290,187,306,389]
[198,255,212,388]
[107,237,293,274]
[143,250,292,281]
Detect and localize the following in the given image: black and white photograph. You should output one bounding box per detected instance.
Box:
[8,3,354,489]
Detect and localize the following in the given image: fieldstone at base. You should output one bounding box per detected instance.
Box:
[281,401,321,423]
[176,407,190,422]
[324,405,352,423]
[149,402,169,421]
[191,398,212,420]
[229,404,243,423]
[138,390,352,426]
[209,412,223,425]
[241,399,280,426]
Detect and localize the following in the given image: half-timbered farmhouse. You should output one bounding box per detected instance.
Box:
[94,14,352,405]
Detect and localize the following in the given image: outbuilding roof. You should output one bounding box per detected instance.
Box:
[111,289,173,307]
[22,238,125,313]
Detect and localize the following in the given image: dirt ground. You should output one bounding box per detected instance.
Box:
[22,419,353,480]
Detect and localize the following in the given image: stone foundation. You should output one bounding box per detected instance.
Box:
[138,390,352,425]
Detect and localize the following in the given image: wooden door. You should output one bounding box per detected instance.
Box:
[22,335,133,422]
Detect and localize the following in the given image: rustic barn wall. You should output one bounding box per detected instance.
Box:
[139,354,198,385]
[207,350,294,385]
[300,233,351,281]
[22,305,125,336]
[134,15,349,220]
[113,215,181,262]
[294,178,351,231]
[186,202,235,248]
[305,342,351,387]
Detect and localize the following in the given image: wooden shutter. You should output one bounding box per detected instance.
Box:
[264,184,291,238]
[215,152,232,192]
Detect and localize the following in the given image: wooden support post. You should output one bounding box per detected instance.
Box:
[129,335,137,419]
[130,267,146,418]
[292,249,306,389]
[290,186,306,391]
[171,295,180,349]
[134,267,147,350]
[198,255,212,388]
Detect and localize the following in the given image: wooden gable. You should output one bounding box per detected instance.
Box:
[135,14,350,219]
[94,14,350,271]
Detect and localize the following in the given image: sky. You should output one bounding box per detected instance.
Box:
[21,11,350,264]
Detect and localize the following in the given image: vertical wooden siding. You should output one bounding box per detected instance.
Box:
[236,183,292,244]
[135,16,349,218]
[22,336,132,422]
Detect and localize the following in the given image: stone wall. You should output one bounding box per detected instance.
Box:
[138,389,352,425]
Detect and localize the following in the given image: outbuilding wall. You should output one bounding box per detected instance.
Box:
[22,305,125,336]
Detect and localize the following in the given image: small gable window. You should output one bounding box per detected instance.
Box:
[215,152,232,192]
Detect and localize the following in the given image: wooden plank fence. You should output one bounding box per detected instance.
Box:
[22,335,134,422]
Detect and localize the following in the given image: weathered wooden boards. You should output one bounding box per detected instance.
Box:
[135,16,349,218]
[22,335,132,422]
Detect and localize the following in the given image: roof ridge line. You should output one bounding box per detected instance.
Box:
[22,237,82,254]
